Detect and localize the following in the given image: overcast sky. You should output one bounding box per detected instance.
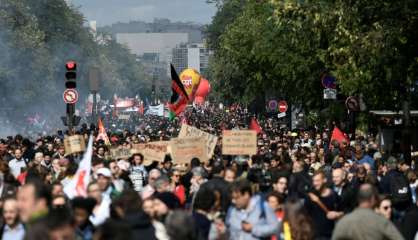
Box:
[71,0,217,26]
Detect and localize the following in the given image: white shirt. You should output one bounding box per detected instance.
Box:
[89,196,111,226]
[8,159,27,178]
[2,223,25,240]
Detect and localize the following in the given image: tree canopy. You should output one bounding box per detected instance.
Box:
[206,0,418,112]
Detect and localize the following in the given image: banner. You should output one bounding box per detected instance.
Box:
[118,114,130,120]
[110,148,132,160]
[179,124,218,160]
[146,104,164,117]
[170,137,206,164]
[131,141,169,164]
[64,135,86,155]
[222,130,257,156]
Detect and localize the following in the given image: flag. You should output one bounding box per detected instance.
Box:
[96,118,110,145]
[330,127,349,146]
[249,117,262,134]
[64,135,94,199]
[168,64,189,120]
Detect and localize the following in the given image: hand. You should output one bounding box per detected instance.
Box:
[241,222,253,233]
[214,219,226,235]
[308,193,320,203]
[327,211,342,220]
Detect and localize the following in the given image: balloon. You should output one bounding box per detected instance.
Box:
[194,96,205,105]
[195,78,211,98]
[179,68,201,99]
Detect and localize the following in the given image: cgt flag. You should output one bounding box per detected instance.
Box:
[168,64,189,120]
[64,135,94,199]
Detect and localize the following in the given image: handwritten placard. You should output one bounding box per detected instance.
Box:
[170,137,206,164]
[179,124,218,160]
[131,141,169,164]
[64,135,86,155]
[222,130,257,156]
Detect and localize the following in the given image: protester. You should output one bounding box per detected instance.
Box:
[226,179,279,240]
[1,198,25,240]
[332,183,404,240]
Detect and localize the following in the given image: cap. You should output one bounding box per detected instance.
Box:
[97,168,112,178]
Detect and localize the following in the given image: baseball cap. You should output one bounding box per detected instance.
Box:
[97,168,112,178]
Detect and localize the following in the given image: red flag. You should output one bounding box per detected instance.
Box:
[330,127,349,146]
[169,64,189,119]
[250,118,262,134]
[96,118,110,145]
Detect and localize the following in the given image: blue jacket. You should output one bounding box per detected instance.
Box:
[226,195,279,240]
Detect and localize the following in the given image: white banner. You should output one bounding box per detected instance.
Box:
[146,104,164,117]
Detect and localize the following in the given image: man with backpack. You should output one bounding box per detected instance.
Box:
[380,156,412,216]
[225,179,279,240]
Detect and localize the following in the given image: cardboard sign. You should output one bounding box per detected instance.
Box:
[179,124,218,160]
[64,135,86,155]
[222,130,257,156]
[131,141,169,164]
[110,147,132,160]
[170,137,206,164]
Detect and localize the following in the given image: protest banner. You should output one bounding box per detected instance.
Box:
[118,114,130,120]
[170,137,206,164]
[110,147,132,160]
[131,141,169,164]
[222,130,257,156]
[64,135,86,155]
[178,124,218,160]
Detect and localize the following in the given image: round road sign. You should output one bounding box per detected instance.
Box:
[268,100,278,111]
[278,100,288,113]
[63,89,79,104]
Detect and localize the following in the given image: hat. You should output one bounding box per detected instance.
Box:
[291,132,298,137]
[153,192,180,210]
[97,168,112,178]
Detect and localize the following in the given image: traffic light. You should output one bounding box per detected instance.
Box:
[65,61,77,88]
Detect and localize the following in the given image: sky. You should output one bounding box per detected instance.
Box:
[71,0,217,26]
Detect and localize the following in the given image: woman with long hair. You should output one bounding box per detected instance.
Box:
[281,199,314,240]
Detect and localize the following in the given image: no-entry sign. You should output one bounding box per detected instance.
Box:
[278,100,288,113]
[63,89,79,104]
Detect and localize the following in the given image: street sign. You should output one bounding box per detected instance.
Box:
[322,75,336,89]
[277,112,286,118]
[346,96,360,111]
[63,89,79,104]
[268,100,278,112]
[278,100,288,113]
[323,89,337,100]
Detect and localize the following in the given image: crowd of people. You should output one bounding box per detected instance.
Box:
[0,105,417,240]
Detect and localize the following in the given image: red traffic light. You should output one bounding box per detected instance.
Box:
[66,61,76,71]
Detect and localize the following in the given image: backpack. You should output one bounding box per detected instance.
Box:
[258,195,273,240]
[389,173,410,205]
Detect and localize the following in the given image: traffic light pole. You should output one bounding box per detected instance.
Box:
[67,103,75,134]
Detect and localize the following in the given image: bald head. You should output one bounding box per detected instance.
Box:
[357,183,378,208]
[332,168,346,187]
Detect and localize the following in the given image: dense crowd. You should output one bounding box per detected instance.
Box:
[0,105,417,240]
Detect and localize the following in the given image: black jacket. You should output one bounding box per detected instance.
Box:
[124,211,157,240]
[400,206,418,240]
